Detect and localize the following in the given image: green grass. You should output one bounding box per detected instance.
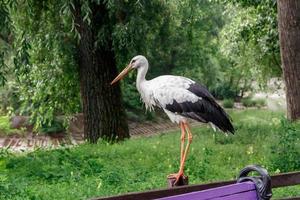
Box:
[0,109,299,200]
[0,116,25,136]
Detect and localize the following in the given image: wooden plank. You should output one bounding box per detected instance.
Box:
[272,171,300,188]
[275,197,300,200]
[91,171,300,200]
[90,180,236,200]
[157,182,256,200]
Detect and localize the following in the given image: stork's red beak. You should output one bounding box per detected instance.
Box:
[110,64,133,85]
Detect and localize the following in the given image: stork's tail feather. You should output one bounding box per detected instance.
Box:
[184,82,234,134]
[187,106,234,134]
[205,108,235,134]
[214,112,234,134]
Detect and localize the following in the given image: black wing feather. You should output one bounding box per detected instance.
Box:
[165,83,235,134]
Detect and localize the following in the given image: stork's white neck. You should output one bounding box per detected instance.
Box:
[136,63,149,92]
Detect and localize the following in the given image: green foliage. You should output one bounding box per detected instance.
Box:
[0,51,8,86]
[0,110,299,199]
[212,83,238,99]
[217,0,281,98]
[222,0,280,75]
[168,0,224,89]
[5,0,81,129]
[122,81,143,110]
[255,99,267,108]
[0,116,24,135]
[0,0,13,86]
[219,5,264,95]
[270,119,300,172]
[0,0,286,128]
[241,97,256,107]
[222,99,234,108]
[38,118,65,134]
[228,0,279,59]
[0,81,20,114]
[241,97,266,107]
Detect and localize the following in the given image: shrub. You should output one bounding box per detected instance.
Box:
[0,82,21,114]
[222,99,234,108]
[38,119,65,134]
[241,98,267,108]
[0,116,25,136]
[211,83,238,100]
[255,99,266,108]
[241,98,256,107]
[270,119,300,172]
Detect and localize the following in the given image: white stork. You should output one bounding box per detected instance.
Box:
[111,55,234,184]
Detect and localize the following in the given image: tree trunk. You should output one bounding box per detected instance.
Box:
[72,1,129,143]
[278,0,300,121]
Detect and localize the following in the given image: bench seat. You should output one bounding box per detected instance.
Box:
[157,182,257,200]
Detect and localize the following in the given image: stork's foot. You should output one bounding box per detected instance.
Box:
[167,172,184,179]
[167,171,184,185]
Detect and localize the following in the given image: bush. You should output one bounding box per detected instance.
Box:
[255,99,266,108]
[38,119,65,134]
[241,98,256,107]
[222,99,234,108]
[211,83,238,100]
[0,116,25,136]
[122,80,143,110]
[270,119,300,172]
[241,98,267,108]
[0,81,21,114]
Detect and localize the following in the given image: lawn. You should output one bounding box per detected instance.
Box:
[0,109,299,200]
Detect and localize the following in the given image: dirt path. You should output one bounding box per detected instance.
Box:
[0,120,201,152]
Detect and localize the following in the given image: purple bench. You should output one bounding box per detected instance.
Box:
[158,165,271,200]
[157,182,258,200]
[93,165,279,200]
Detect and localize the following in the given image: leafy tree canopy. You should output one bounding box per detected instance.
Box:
[0,0,283,128]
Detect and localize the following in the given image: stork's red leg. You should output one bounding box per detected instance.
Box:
[180,122,186,164]
[174,122,193,184]
[167,122,186,181]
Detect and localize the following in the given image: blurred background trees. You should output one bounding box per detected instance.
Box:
[0,0,298,142]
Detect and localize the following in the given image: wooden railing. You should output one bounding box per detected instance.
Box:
[91,171,300,200]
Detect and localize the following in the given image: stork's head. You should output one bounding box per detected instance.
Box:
[111,55,148,85]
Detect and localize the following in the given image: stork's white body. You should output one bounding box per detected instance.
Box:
[134,56,201,124]
[137,75,199,123]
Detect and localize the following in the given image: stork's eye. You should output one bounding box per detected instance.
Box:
[131,59,136,64]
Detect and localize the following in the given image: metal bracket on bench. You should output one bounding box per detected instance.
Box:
[237,165,272,200]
